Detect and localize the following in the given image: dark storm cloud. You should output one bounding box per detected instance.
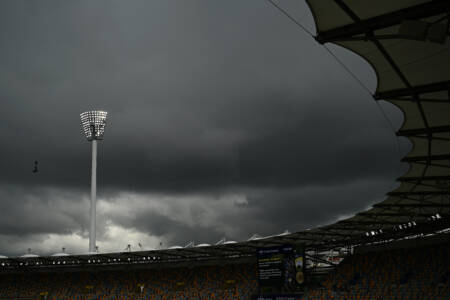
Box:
[105,177,396,246]
[0,185,87,236]
[0,0,408,255]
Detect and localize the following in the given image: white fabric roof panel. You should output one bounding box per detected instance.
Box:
[301,0,450,243]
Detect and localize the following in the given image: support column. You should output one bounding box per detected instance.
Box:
[89,139,97,253]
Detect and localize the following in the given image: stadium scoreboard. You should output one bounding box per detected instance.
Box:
[256,245,305,295]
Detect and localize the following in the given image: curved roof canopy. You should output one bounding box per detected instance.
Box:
[51,253,70,257]
[20,254,39,258]
[302,0,450,239]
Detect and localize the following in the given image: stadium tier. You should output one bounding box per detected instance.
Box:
[0,239,449,299]
[302,242,450,300]
[0,263,258,300]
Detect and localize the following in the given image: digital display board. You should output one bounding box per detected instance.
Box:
[257,245,305,294]
[257,246,291,286]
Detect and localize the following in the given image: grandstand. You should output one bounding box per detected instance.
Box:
[0,263,258,299]
[0,0,449,299]
[0,237,448,299]
[303,238,450,300]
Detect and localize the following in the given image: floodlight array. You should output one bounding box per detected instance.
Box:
[80,111,108,141]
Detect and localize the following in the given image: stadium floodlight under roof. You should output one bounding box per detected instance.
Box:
[80,110,108,253]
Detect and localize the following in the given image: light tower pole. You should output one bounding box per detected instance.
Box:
[80,111,108,253]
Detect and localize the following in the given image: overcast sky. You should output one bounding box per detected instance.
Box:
[0,0,409,256]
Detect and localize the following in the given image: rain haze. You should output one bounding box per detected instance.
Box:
[0,0,409,256]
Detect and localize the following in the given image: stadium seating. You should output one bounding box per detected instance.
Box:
[0,263,257,300]
[302,243,450,300]
[1,243,448,300]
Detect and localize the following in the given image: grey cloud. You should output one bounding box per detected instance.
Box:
[0,0,408,255]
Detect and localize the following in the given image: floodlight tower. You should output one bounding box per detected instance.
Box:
[80,111,108,253]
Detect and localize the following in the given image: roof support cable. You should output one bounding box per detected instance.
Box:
[405,97,433,193]
[379,195,441,217]
[386,193,441,207]
[406,161,450,170]
[266,1,404,166]
[266,0,314,37]
[413,135,450,142]
[316,1,450,44]
[403,154,450,162]
[334,0,412,89]
[391,97,449,104]
[431,13,450,25]
[415,95,432,131]
[371,36,412,90]
[375,203,449,208]
[267,1,402,165]
[408,128,432,190]
[332,1,431,145]
[364,41,433,194]
[331,1,446,204]
[328,1,408,177]
[375,81,450,99]
[408,180,450,190]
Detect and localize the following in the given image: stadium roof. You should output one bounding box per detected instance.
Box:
[301,0,450,244]
[0,0,449,270]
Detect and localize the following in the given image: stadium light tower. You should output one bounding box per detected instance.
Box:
[80,111,108,253]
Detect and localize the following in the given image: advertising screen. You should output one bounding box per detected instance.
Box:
[257,245,305,294]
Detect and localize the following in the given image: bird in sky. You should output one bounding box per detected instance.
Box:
[32,161,38,173]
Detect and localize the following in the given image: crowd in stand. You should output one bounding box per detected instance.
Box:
[0,263,257,300]
[1,243,448,300]
[302,243,450,300]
